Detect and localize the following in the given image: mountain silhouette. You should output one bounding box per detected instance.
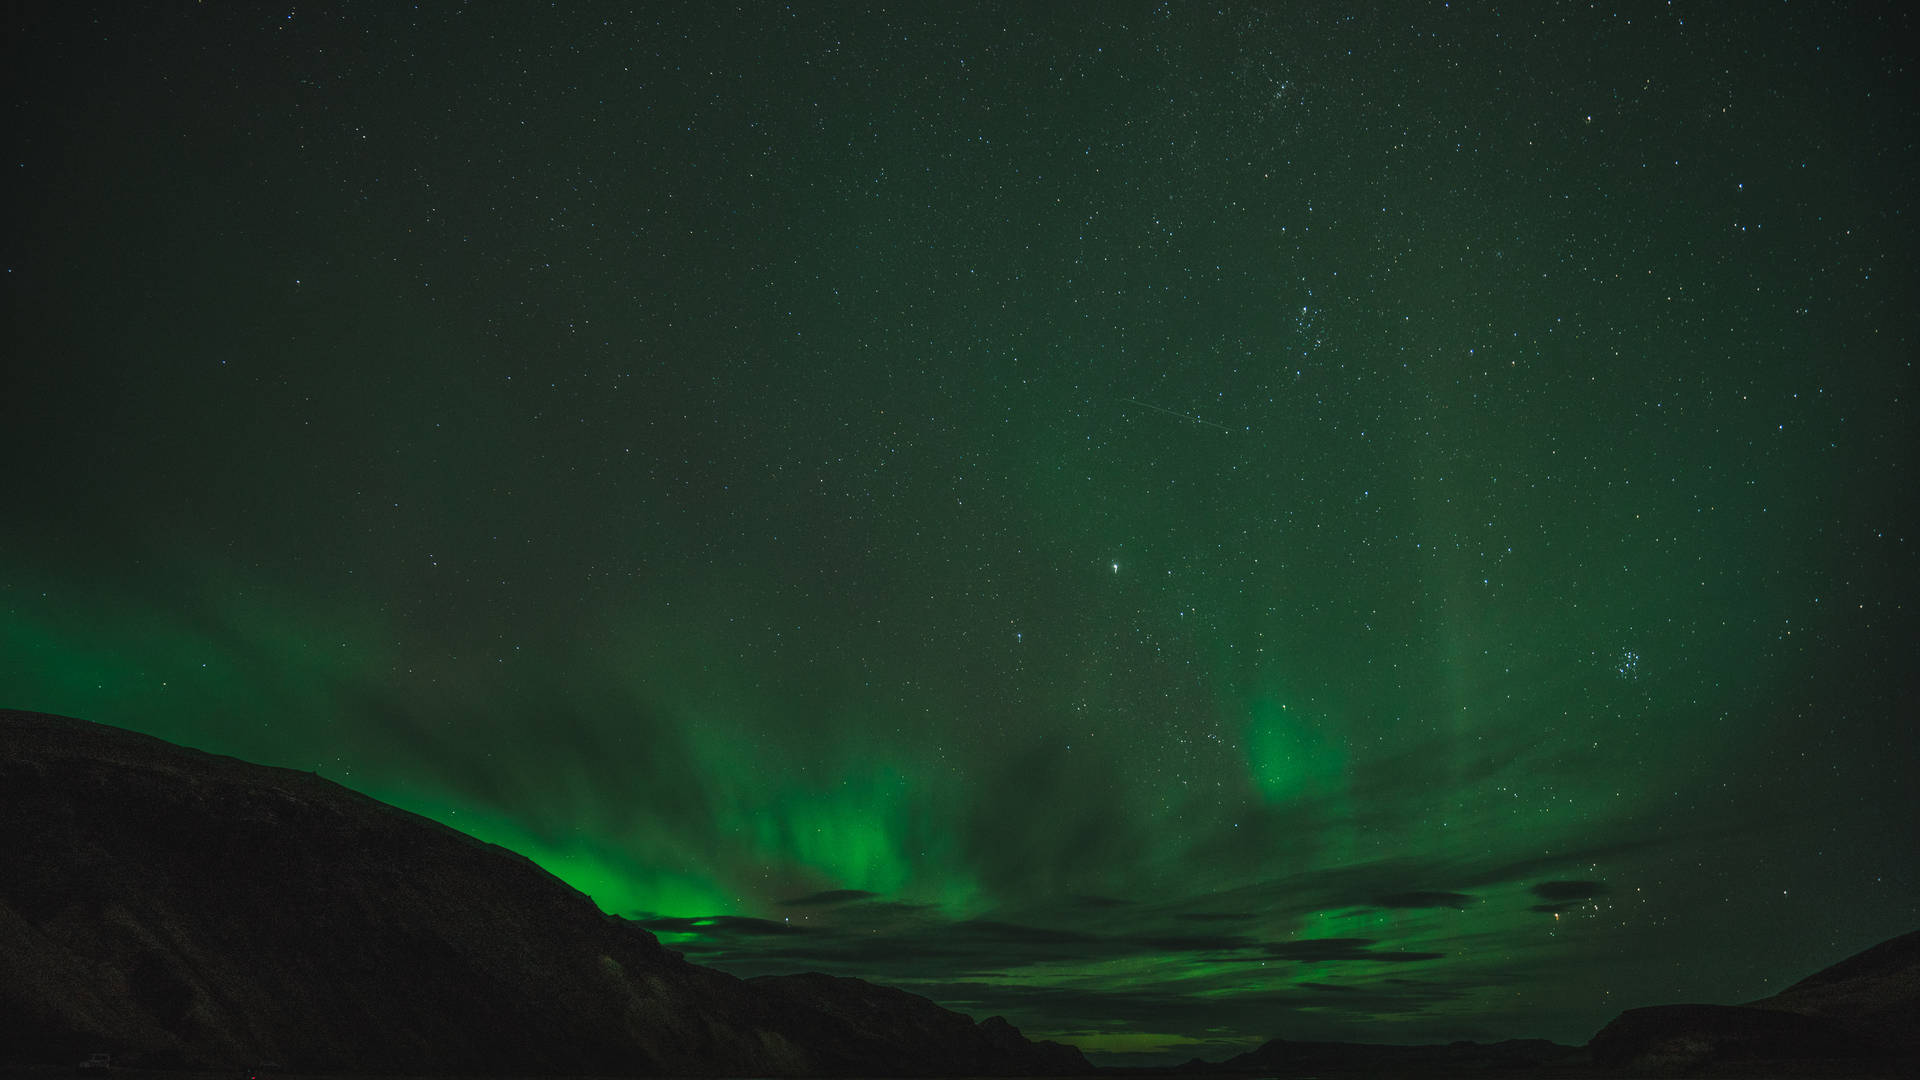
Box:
[1210,1035,1582,1074]
[1587,928,1920,1073]
[0,709,1089,1075]
[6,706,1912,1077]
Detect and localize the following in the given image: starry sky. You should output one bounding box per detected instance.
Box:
[4,1,1916,1065]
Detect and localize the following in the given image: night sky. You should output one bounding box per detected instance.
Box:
[5,1,1916,1065]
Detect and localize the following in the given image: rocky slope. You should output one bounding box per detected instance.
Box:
[1748,925,1920,1056]
[1587,928,1920,1073]
[0,709,1089,1076]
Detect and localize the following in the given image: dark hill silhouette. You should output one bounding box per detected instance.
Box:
[0,709,1089,1076]
[1210,1035,1582,1074]
[1749,926,1920,1055]
[1169,929,1918,1078]
[1587,928,1920,1074]
[1197,933,1919,1077]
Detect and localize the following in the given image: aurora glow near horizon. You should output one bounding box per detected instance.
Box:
[4,2,1914,1064]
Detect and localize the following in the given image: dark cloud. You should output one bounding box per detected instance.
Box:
[1527,880,1609,914]
[636,914,807,937]
[851,899,940,917]
[1531,880,1609,901]
[660,907,1463,993]
[1450,847,1648,892]
[652,860,1586,997]
[1370,949,1448,962]
[674,915,1123,983]
[1262,938,1444,963]
[1132,933,1262,952]
[952,919,1103,946]
[778,888,879,907]
[1375,890,1475,910]
[903,971,1481,1051]
[1174,839,1652,929]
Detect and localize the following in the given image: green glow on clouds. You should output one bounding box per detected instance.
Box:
[4,1,1914,1067]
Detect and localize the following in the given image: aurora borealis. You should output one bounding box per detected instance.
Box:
[4,1,1915,1065]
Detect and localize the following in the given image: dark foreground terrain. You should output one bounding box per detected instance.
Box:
[1580,924,1920,1076]
[0,709,1087,1076]
[2,709,1914,1077]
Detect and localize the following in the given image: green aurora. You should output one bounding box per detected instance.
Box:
[4,1,1915,1064]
